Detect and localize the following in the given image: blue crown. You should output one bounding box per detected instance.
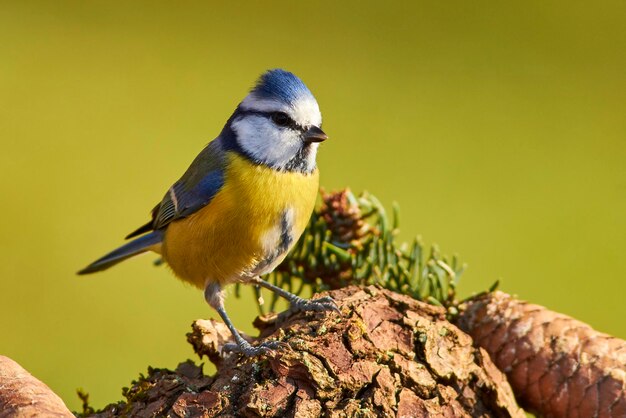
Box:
[252,69,314,104]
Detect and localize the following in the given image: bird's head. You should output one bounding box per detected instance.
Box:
[226,69,327,173]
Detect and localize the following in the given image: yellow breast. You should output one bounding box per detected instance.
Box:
[162,152,319,288]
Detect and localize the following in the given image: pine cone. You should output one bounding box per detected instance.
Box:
[318,188,368,244]
[457,291,626,418]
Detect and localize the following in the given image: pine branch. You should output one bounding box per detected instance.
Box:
[245,189,467,315]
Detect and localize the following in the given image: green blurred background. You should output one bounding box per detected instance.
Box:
[1,0,625,411]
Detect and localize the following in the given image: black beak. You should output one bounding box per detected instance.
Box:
[303,126,328,143]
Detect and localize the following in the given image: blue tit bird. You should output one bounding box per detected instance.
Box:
[78,69,336,356]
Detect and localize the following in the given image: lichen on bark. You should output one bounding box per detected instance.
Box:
[86,286,524,417]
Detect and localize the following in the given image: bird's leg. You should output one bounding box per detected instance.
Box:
[248,276,339,314]
[204,282,280,357]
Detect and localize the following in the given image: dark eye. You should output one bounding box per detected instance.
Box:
[271,112,292,127]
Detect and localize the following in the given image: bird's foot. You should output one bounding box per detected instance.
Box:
[289,295,340,314]
[222,339,283,357]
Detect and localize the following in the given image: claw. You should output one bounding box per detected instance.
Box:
[222,340,283,357]
[290,295,340,314]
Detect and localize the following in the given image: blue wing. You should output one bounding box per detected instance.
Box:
[78,139,226,275]
[126,139,226,238]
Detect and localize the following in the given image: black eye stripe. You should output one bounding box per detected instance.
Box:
[238,109,304,131]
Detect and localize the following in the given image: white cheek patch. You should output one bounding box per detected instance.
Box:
[232,117,302,170]
[234,92,322,172]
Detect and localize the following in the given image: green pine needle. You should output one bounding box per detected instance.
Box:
[241,189,467,313]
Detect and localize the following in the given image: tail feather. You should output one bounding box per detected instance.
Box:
[77,231,163,275]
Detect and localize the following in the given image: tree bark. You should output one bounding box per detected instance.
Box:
[4,286,626,417]
[0,355,73,418]
[89,286,524,417]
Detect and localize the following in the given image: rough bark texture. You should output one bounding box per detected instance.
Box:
[89,286,524,417]
[5,287,626,417]
[457,291,626,418]
[0,355,73,418]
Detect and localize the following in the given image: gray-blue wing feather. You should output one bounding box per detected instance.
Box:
[126,139,226,238]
